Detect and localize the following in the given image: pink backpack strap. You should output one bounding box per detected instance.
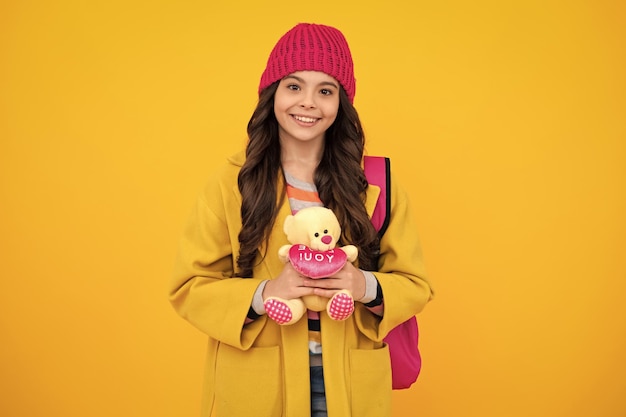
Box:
[365,155,422,390]
[363,155,391,236]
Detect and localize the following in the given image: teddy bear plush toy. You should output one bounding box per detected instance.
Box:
[264,206,359,325]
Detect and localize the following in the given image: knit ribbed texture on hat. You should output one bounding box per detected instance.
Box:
[258,23,356,103]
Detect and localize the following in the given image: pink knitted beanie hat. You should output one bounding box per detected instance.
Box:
[258,23,356,103]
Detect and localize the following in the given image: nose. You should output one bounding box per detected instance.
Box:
[321,235,332,245]
[299,91,317,108]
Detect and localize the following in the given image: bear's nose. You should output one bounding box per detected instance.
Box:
[321,235,332,245]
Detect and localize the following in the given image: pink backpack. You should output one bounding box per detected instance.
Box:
[364,156,422,390]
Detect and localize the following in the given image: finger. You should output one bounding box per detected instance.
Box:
[312,288,342,298]
[303,278,327,288]
[304,279,341,290]
[293,286,317,298]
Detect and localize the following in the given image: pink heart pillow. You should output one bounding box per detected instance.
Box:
[288,244,347,278]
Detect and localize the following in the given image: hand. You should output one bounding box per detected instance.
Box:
[302,261,366,301]
[262,262,316,301]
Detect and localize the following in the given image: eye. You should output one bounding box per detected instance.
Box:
[320,88,332,96]
[314,232,320,237]
[287,84,300,91]
[323,229,328,234]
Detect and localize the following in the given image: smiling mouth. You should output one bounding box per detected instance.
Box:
[292,115,319,124]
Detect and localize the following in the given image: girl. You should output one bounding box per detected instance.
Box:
[169,23,433,417]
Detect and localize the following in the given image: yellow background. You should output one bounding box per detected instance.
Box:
[1,0,625,416]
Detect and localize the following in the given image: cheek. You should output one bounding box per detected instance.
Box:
[273,96,282,115]
[273,91,288,113]
[326,110,339,126]
[324,99,340,121]
[273,101,291,126]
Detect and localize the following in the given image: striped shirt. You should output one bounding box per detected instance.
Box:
[284,171,325,355]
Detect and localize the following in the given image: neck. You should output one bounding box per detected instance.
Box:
[280,141,324,183]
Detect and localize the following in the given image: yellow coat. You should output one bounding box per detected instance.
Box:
[169,151,433,417]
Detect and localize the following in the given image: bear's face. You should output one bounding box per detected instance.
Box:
[284,207,341,252]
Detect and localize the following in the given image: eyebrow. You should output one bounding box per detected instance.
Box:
[284,75,339,89]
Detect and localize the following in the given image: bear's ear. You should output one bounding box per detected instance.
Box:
[283,214,294,235]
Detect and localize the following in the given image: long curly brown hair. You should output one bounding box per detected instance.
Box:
[236,82,379,277]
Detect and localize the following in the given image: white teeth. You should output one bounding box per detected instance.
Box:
[294,115,317,123]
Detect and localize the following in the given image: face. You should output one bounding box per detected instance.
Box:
[273,71,340,146]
